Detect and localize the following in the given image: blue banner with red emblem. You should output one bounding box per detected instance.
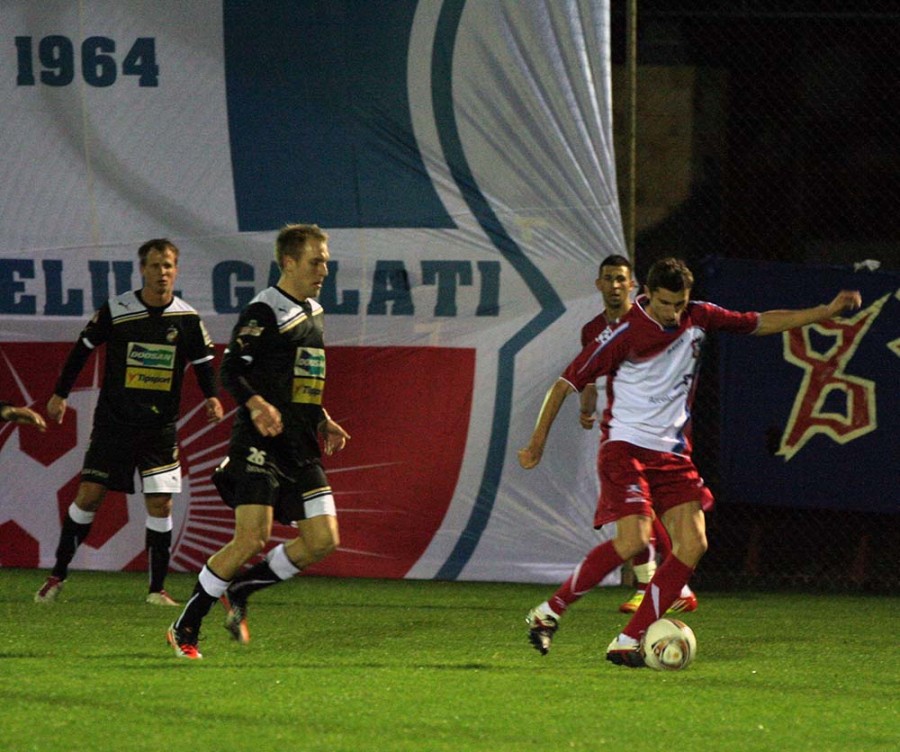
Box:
[703,257,899,514]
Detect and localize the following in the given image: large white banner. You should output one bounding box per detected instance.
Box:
[0,0,624,583]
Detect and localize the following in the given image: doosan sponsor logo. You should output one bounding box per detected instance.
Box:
[128,343,175,369]
[295,348,325,377]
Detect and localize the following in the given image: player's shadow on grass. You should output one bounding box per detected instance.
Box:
[113,655,500,670]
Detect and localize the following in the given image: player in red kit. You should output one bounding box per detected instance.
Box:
[520,257,861,665]
[576,255,697,616]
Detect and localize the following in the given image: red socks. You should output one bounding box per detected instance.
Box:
[622,555,694,640]
[652,516,672,559]
[549,541,625,616]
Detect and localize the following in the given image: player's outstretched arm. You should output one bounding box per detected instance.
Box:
[518,379,574,469]
[755,289,862,336]
[0,405,47,430]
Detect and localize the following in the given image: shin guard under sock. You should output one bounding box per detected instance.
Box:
[51,504,95,579]
[622,556,694,640]
[174,565,229,639]
[549,541,625,616]
[228,544,301,603]
[146,524,173,593]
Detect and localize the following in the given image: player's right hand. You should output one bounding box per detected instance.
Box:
[248,399,283,437]
[827,289,862,316]
[518,444,542,469]
[47,395,66,424]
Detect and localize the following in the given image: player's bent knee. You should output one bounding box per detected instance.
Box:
[674,535,708,567]
[613,531,650,561]
[145,496,173,517]
[309,536,338,562]
[694,532,709,558]
[308,516,339,557]
[232,533,268,560]
[74,484,106,512]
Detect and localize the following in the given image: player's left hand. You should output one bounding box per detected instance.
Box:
[205,397,224,423]
[320,419,350,455]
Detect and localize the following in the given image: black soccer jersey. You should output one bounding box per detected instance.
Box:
[220,285,327,465]
[55,291,216,428]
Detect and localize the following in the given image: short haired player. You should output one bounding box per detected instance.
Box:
[520,257,861,665]
[167,224,350,659]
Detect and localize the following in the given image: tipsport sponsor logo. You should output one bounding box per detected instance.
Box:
[127,342,176,370]
[292,378,323,405]
[126,367,174,391]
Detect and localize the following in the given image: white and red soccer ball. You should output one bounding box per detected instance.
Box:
[642,617,698,671]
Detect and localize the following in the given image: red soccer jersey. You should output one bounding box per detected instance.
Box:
[562,297,759,456]
[581,310,611,348]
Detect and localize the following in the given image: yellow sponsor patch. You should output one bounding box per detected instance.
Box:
[126,367,174,391]
[292,377,324,404]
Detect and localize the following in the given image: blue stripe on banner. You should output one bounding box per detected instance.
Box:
[222,0,454,230]
[433,0,565,580]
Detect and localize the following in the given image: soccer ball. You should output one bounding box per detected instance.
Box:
[642,618,697,671]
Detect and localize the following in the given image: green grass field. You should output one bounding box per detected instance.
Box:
[1,569,896,752]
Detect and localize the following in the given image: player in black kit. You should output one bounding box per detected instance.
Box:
[167,224,350,659]
[35,239,223,606]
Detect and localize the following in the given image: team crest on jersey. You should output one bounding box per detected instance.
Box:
[594,326,616,345]
[166,325,179,343]
[238,320,263,338]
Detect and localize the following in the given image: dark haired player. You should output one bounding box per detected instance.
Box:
[520,257,860,666]
[573,255,697,618]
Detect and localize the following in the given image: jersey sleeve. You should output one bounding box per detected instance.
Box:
[696,301,760,334]
[580,321,591,348]
[186,317,216,366]
[53,304,112,397]
[219,301,277,407]
[562,321,629,392]
[186,316,218,399]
